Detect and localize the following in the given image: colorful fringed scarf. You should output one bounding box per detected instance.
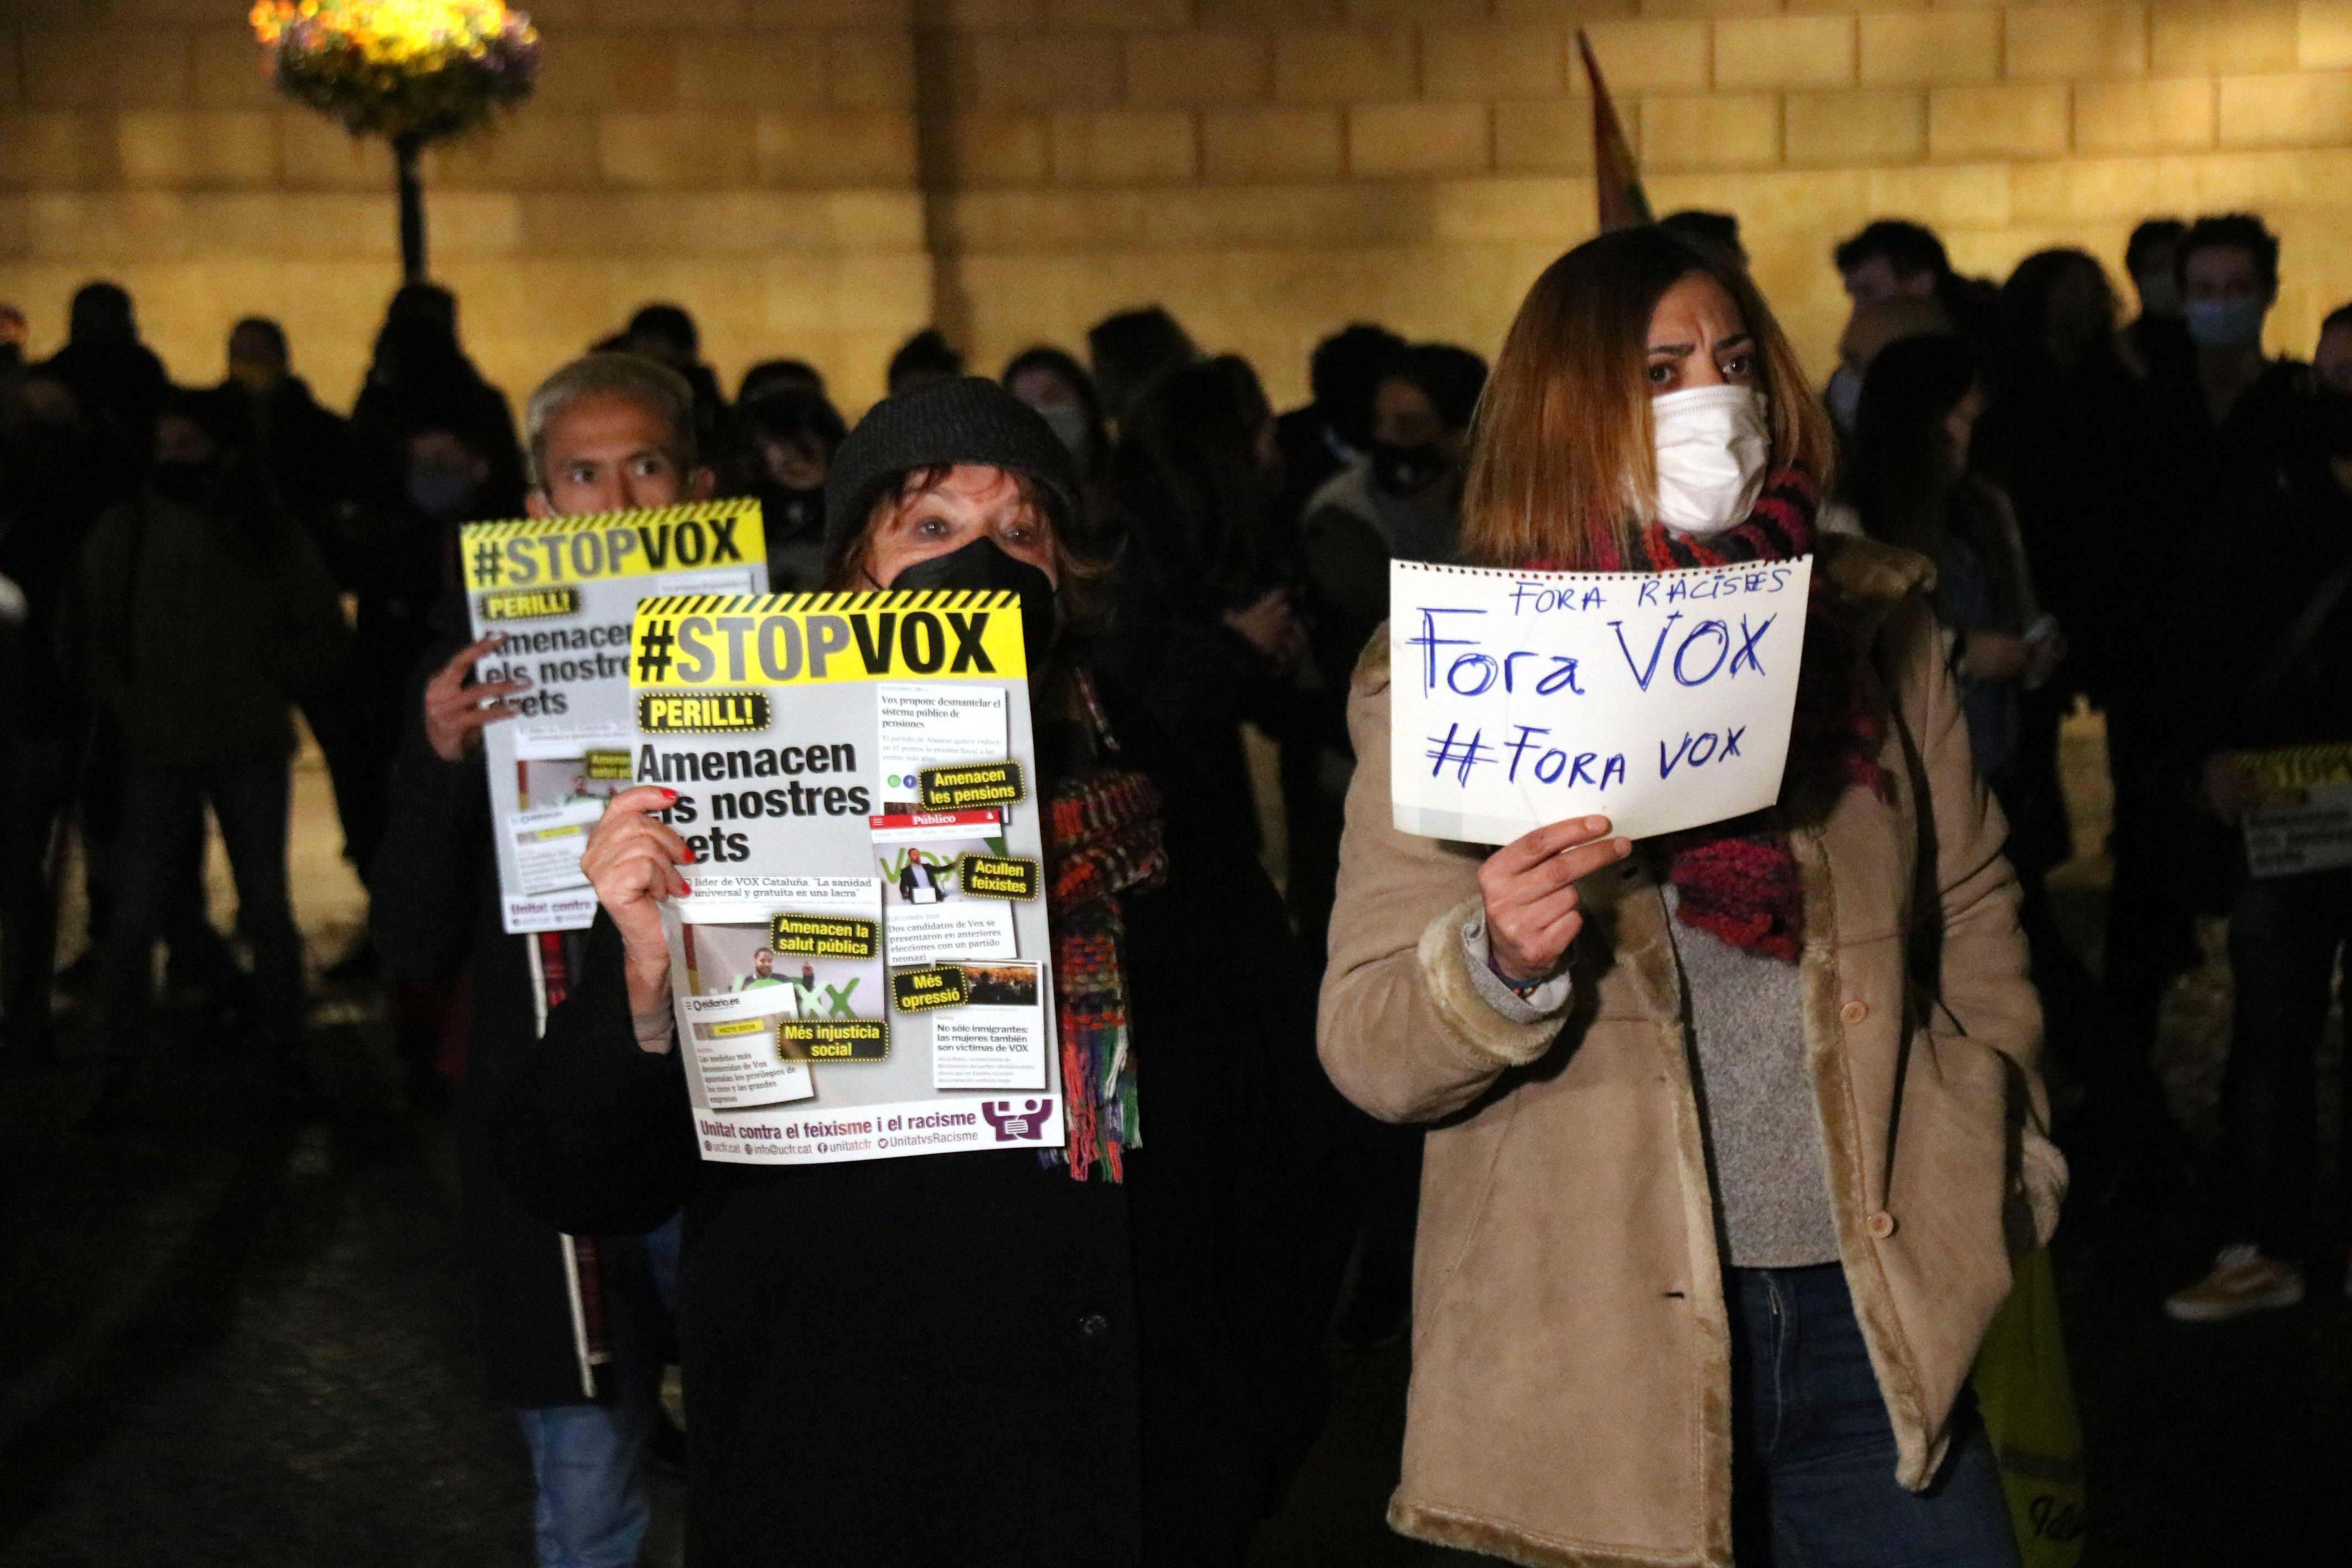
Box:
[1042,672,1167,1182]
[1551,466,1887,961]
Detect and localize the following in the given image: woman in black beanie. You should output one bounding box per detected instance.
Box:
[493,378,1357,1566]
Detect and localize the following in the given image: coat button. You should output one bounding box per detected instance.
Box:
[1866,1210,1897,1240]
[1839,999,1869,1025]
[1078,1313,1110,1338]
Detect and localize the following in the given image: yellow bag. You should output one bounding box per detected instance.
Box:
[1970,1247,2087,1567]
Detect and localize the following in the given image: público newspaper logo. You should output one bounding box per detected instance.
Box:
[628,589,1028,690]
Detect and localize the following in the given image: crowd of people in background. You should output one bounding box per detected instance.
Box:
[3,199,2351,1563]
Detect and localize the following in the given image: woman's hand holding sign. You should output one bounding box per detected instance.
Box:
[424,633,526,763]
[1478,816,1631,986]
[581,786,694,1015]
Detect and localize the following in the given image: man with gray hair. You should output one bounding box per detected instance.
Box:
[524,351,714,518]
[373,351,711,1568]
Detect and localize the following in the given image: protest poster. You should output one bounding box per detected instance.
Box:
[628,588,1063,1168]
[2231,742,2352,877]
[461,500,768,932]
[1388,556,1812,844]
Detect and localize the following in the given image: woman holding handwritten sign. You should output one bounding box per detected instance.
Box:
[1321,228,2062,1567]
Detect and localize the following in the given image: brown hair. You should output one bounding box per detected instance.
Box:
[1458,227,1834,569]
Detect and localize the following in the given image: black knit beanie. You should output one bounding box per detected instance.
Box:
[823,377,1084,565]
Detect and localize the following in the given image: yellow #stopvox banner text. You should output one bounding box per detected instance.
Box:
[2230,741,2352,805]
[629,589,1027,689]
[461,499,767,591]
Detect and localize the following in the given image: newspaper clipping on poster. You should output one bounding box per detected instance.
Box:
[629,587,1063,1168]
[2233,742,2352,877]
[461,500,768,933]
[1388,557,1812,844]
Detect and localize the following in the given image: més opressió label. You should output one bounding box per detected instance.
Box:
[957,854,1039,900]
[768,913,878,958]
[891,966,968,1011]
[918,761,1025,809]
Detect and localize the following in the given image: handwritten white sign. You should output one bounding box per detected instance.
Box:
[1388,556,1812,844]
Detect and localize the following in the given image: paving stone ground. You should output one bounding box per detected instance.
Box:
[1,733,2346,1566]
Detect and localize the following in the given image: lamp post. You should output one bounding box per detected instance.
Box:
[249,2,540,284]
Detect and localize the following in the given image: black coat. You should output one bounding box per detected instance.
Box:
[370,612,667,1411]
[492,666,1358,1566]
[2172,453,2352,761]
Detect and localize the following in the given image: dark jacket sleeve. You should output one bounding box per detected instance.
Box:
[492,912,701,1238]
[370,623,494,986]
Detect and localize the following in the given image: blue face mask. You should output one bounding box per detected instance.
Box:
[407,462,477,519]
[1825,367,1865,434]
[2185,297,2267,351]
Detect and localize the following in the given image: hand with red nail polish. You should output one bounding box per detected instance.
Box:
[580,784,698,1013]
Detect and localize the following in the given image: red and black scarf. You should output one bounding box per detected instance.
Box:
[1567,467,1886,961]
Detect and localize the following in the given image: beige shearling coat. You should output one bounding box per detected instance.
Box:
[1319,536,2066,1568]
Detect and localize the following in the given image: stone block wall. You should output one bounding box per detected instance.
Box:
[4,1,2352,416]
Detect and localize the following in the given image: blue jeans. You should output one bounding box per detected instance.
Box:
[514,1214,682,1568]
[1729,1264,2019,1568]
[2226,867,2352,1259]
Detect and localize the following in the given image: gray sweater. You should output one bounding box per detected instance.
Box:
[1663,888,1839,1268]
[1462,889,1839,1269]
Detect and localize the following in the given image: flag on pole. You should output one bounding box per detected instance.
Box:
[1577,29,1652,232]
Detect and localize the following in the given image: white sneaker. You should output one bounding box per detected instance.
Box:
[2164,1243,2305,1322]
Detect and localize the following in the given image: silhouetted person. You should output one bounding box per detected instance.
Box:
[1659,208,1745,263]
[738,358,826,404]
[625,302,727,450]
[885,329,962,398]
[727,385,846,592]
[1272,323,1404,536]
[1833,219,2000,369]
[2122,217,2191,380]
[40,281,168,466]
[350,283,524,519]
[1087,306,1197,429]
[1098,356,1302,853]
[0,369,134,1058]
[67,389,349,1114]
[1003,346,1111,544]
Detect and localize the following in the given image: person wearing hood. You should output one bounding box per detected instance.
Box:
[491,377,1358,1565]
[67,388,350,1107]
[1321,227,2059,1566]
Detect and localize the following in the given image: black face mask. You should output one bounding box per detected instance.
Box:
[888,537,1059,662]
[1370,440,1450,499]
[150,460,217,508]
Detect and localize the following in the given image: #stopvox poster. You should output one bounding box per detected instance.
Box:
[627,587,1062,1168]
[1388,557,1812,844]
[460,500,768,933]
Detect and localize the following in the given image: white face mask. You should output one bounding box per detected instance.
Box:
[1650,384,1770,538]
